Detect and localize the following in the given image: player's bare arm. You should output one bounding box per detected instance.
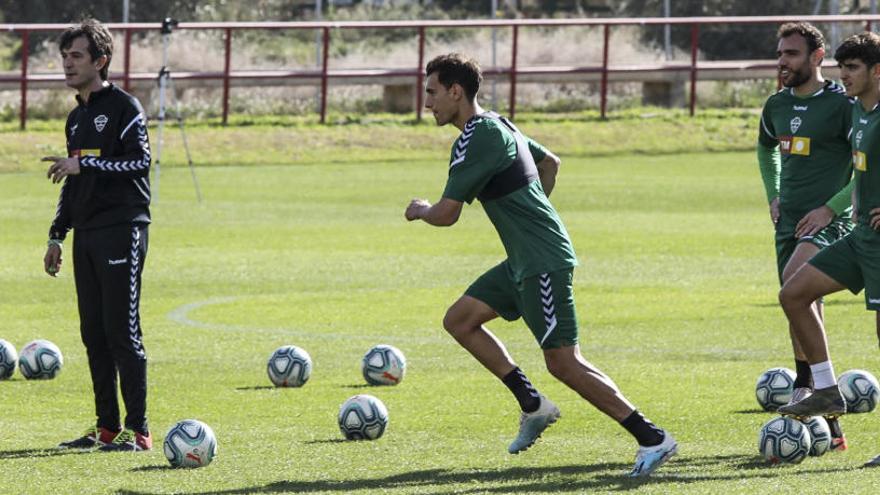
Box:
[537,151,561,197]
[794,205,834,238]
[405,197,463,226]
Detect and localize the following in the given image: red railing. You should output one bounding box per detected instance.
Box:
[3,15,880,129]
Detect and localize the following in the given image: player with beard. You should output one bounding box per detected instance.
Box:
[757,22,853,450]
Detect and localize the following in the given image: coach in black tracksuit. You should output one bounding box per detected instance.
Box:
[45,19,153,452]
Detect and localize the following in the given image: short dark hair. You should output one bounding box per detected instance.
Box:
[59,18,113,80]
[835,32,880,68]
[778,22,825,54]
[425,53,482,102]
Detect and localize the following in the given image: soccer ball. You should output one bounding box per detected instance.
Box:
[362,344,406,386]
[338,394,388,441]
[163,419,218,468]
[801,416,831,457]
[267,345,312,387]
[0,339,17,380]
[837,369,880,413]
[758,416,811,464]
[18,339,63,380]
[755,367,795,411]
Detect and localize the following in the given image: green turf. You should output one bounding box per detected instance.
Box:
[2,141,880,493]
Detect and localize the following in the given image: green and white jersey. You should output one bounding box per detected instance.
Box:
[851,102,880,226]
[758,81,853,216]
[442,113,577,282]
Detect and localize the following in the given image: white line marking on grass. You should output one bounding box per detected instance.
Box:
[166,296,447,344]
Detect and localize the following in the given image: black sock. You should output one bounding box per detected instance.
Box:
[620,410,664,447]
[794,359,813,389]
[827,417,844,439]
[501,367,541,413]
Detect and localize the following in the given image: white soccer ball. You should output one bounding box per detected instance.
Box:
[267,345,312,387]
[362,344,406,386]
[837,369,880,413]
[338,394,388,441]
[163,419,218,468]
[755,367,795,411]
[18,339,63,380]
[0,339,17,380]
[758,416,811,464]
[801,416,832,457]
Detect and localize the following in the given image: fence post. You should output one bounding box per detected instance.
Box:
[222,27,232,125]
[601,23,610,119]
[320,26,330,124]
[20,30,29,130]
[689,23,699,117]
[509,24,518,120]
[123,27,132,92]
[416,26,425,122]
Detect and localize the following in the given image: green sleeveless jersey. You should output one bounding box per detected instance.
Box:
[851,102,880,225]
[758,81,853,217]
[442,114,577,282]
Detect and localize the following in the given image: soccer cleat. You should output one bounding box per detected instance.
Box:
[58,426,120,450]
[864,453,880,468]
[629,431,678,477]
[98,429,152,452]
[786,387,812,406]
[777,386,845,418]
[830,435,848,452]
[507,395,560,454]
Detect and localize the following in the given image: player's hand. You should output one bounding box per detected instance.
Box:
[405,199,431,221]
[769,197,780,225]
[869,207,880,231]
[43,156,80,184]
[44,244,62,277]
[795,205,834,238]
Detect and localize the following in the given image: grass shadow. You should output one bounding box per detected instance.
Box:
[302,439,349,445]
[339,384,376,389]
[115,452,864,495]
[732,408,770,414]
[0,447,95,459]
[130,464,178,472]
[235,386,277,391]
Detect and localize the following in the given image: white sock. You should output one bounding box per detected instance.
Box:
[810,361,837,390]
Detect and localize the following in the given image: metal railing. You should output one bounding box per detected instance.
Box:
[3,15,880,129]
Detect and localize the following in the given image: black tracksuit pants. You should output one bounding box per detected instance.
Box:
[73,223,148,434]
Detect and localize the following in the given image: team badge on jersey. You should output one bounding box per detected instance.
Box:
[790,116,802,133]
[778,136,811,156]
[856,130,864,148]
[94,114,108,132]
[854,151,867,171]
[69,123,78,137]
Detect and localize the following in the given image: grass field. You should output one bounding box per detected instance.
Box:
[2,118,880,494]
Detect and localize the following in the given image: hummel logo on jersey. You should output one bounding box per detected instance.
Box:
[94,114,109,133]
[793,105,808,111]
[869,298,880,304]
[108,258,128,265]
[861,118,869,124]
[857,130,864,148]
[790,116,802,133]
[69,123,78,137]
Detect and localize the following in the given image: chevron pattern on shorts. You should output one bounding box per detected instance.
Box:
[539,273,558,346]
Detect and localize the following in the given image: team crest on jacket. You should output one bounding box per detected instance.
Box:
[94,114,108,132]
[856,130,863,148]
[790,116,802,133]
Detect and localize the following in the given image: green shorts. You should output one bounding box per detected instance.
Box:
[465,261,578,349]
[808,224,880,310]
[775,211,853,284]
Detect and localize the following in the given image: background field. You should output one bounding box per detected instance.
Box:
[2,116,880,494]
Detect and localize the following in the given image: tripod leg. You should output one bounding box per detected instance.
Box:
[167,76,202,203]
